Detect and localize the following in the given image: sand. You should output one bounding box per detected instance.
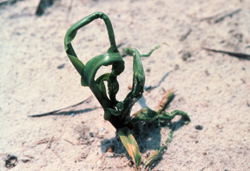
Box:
[0,0,250,170]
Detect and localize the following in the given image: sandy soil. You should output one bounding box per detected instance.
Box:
[1,0,250,170]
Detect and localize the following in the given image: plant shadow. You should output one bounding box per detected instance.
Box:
[100,115,188,168]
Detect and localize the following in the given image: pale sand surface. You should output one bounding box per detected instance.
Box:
[0,0,250,170]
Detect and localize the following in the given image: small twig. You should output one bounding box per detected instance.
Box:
[47,136,54,149]
[22,154,34,159]
[63,139,75,146]
[179,28,192,41]
[51,150,63,163]
[200,8,241,23]
[32,137,57,148]
[203,47,250,60]
[28,96,94,117]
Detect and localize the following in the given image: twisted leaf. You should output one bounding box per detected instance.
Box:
[64,12,191,169]
[119,47,146,121]
[64,12,124,120]
[158,110,190,125]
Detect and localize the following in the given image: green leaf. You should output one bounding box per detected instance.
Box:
[105,108,121,116]
[95,73,110,100]
[119,48,146,120]
[144,129,174,168]
[118,127,141,168]
[130,107,158,123]
[64,12,125,114]
[140,43,168,57]
[143,150,160,168]
[68,54,84,77]
[158,110,191,125]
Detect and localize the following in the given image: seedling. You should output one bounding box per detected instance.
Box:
[64,12,190,170]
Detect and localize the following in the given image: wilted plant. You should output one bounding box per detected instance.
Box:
[64,12,190,170]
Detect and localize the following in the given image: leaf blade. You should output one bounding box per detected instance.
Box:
[118,127,141,168]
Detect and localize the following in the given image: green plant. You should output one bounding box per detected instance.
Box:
[64,12,190,170]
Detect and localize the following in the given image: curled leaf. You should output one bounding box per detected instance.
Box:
[158,110,191,125]
[64,12,124,114]
[119,48,146,121]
